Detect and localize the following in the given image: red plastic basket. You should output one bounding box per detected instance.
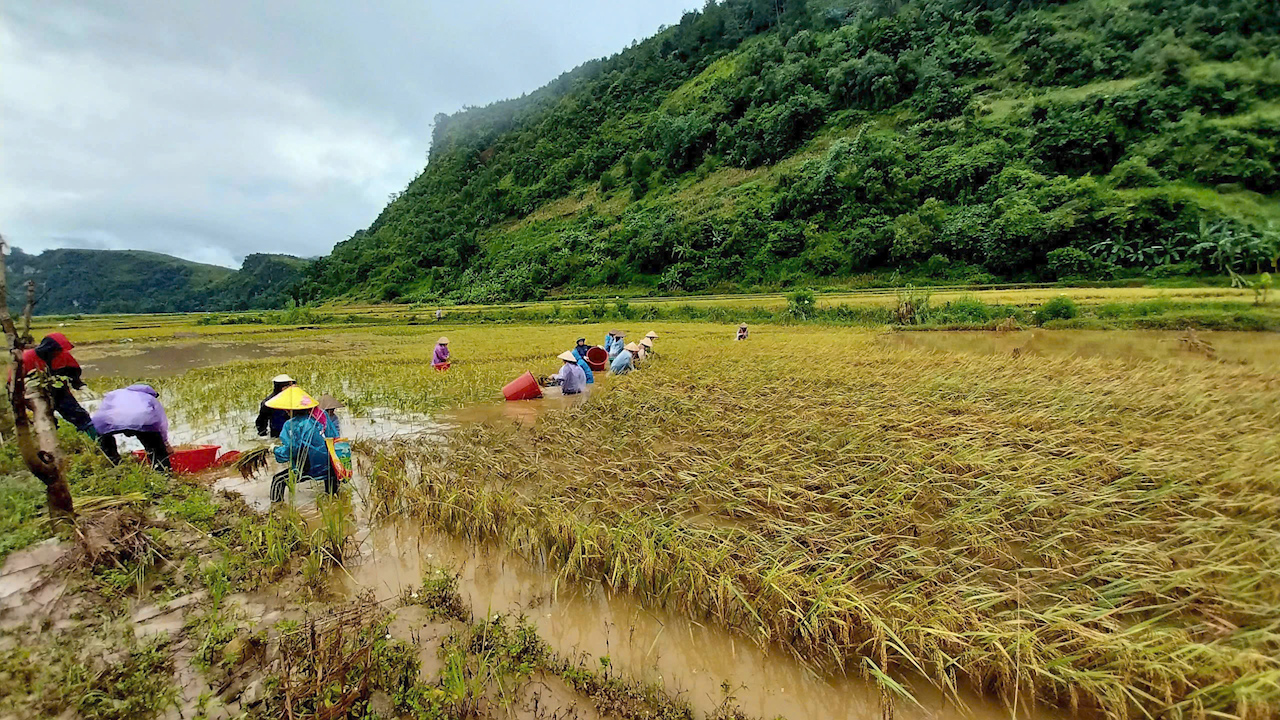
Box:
[502,371,543,401]
[132,444,220,473]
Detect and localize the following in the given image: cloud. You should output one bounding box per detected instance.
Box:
[0,0,697,268]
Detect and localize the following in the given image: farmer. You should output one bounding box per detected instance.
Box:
[315,394,344,436]
[603,330,616,354]
[638,337,654,361]
[645,331,658,343]
[256,374,296,438]
[573,337,591,362]
[608,331,627,361]
[611,342,638,375]
[267,386,339,502]
[433,337,450,368]
[550,351,587,395]
[92,384,171,471]
[15,333,94,436]
[736,323,749,341]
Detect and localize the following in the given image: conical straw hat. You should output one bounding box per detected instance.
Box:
[557,351,577,362]
[624,342,640,352]
[437,337,450,345]
[645,331,658,339]
[640,338,653,348]
[265,386,318,410]
[317,394,344,410]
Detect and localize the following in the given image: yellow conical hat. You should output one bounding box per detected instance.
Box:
[265,385,318,410]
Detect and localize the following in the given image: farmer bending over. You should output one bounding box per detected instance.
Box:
[14,333,95,436]
[93,384,171,471]
[268,386,339,502]
[433,337,450,369]
[611,342,638,375]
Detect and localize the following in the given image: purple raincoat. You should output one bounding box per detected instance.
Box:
[92,384,170,443]
[433,343,450,365]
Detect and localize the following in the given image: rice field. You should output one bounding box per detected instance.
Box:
[66,321,1280,718]
[31,283,1261,344]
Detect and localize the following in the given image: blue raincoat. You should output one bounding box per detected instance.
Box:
[576,356,595,384]
[610,349,634,375]
[274,415,339,482]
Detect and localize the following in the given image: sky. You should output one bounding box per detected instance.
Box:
[1,0,698,268]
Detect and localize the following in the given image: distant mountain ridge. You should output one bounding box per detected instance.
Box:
[5,247,306,315]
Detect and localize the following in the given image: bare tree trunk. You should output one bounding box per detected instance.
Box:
[0,235,73,525]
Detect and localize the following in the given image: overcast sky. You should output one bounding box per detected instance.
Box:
[1,1,697,268]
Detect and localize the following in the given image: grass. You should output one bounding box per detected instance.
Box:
[347,324,1280,719]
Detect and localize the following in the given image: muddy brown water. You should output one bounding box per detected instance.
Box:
[330,519,1061,720]
[77,341,299,377]
[881,329,1280,369]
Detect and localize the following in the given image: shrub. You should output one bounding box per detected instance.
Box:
[1046,247,1098,279]
[1150,261,1200,278]
[787,289,816,319]
[1034,295,1079,324]
[1111,156,1164,188]
[933,296,996,324]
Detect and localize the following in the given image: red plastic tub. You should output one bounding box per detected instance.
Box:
[502,371,543,401]
[433,362,451,372]
[585,346,608,371]
[132,444,221,473]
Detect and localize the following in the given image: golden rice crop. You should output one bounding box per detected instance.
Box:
[354,326,1280,719]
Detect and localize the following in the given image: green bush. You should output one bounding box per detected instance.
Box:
[1034,295,1080,325]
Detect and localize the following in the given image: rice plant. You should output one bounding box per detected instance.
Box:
[349,325,1280,720]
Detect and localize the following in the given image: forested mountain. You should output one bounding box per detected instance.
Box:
[5,248,306,315]
[301,0,1280,303]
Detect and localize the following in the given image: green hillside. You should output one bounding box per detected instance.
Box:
[6,248,306,315]
[301,0,1279,304]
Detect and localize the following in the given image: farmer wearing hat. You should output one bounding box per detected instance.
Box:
[267,386,340,502]
[611,342,639,375]
[549,351,588,395]
[256,374,296,438]
[736,323,749,341]
[607,331,627,361]
[645,331,658,341]
[638,337,654,361]
[315,394,344,436]
[433,337,450,369]
[573,337,590,362]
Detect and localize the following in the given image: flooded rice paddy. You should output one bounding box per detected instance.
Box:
[48,325,1280,719]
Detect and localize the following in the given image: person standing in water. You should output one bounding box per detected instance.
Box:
[256,374,296,438]
[433,337,450,369]
[267,386,340,502]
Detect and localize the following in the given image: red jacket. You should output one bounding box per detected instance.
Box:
[9,332,81,385]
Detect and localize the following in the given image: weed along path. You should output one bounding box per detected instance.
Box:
[3,321,1278,719]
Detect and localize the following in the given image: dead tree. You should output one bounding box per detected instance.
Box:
[0,235,74,526]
